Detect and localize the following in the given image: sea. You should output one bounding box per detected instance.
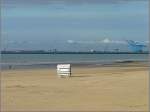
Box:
[1,54,149,70]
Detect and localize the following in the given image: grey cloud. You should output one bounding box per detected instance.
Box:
[5,40,33,45]
[67,39,126,45]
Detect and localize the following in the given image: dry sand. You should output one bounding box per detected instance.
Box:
[1,65,149,111]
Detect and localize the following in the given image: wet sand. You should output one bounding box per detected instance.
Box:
[1,64,149,111]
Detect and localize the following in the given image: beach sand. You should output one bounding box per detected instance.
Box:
[1,63,149,111]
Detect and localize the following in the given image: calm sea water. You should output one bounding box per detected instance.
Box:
[2,54,148,63]
[1,54,149,69]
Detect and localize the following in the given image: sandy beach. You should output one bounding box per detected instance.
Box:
[1,62,149,111]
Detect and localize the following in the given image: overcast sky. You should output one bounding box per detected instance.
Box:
[1,0,149,50]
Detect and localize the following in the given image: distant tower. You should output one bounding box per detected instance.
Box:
[53,49,57,53]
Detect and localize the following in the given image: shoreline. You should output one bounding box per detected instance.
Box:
[1,60,148,71]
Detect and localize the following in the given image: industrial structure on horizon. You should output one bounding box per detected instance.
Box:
[2,40,148,54]
[126,40,147,52]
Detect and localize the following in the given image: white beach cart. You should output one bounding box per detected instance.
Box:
[57,64,71,78]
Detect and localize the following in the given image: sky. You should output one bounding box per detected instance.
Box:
[1,0,149,51]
